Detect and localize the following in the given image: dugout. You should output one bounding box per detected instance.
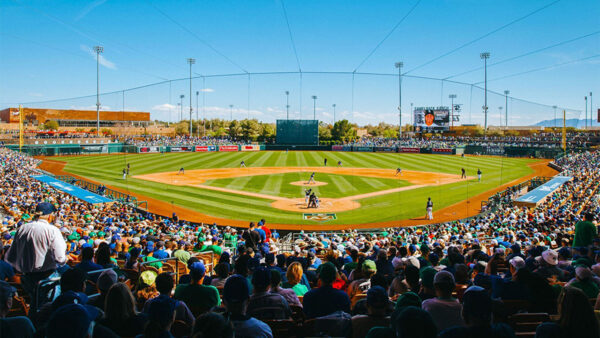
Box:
[276,120,318,145]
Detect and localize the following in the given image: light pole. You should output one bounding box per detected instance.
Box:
[585,96,588,129]
[410,102,413,131]
[480,52,490,137]
[332,104,336,124]
[285,91,290,120]
[179,95,184,121]
[552,105,557,129]
[93,45,103,136]
[395,62,403,138]
[187,58,195,136]
[590,92,593,128]
[498,106,503,127]
[449,94,457,129]
[229,104,233,121]
[311,95,317,120]
[504,90,509,129]
[196,90,200,137]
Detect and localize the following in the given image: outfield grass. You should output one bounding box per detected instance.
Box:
[56,151,537,224]
[204,172,411,199]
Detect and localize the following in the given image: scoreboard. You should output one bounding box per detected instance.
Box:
[413,106,451,132]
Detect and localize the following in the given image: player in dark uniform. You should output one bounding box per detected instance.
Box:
[178,167,185,175]
[307,172,316,184]
[305,188,312,205]
[240,160,246,168]
[337,160,342,167]
[395,168,402,176]
[461,168,466,179]
[477,169,482,182]
[324,158,328,166]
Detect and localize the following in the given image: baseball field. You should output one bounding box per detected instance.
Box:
[40,151,555,229]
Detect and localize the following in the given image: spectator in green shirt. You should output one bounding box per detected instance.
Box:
[174,261,220,317]
[569,266,599,299]
[573,213,597,248]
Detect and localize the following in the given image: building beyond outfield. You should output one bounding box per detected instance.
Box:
[0,107,150,127]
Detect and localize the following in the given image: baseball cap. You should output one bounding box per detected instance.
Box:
[541,250,558,266]
[462,286,492,320]
[433,270,455,285]
[36,202,56,215]
[251,267,271,289]
[97,269,118,292]
[509,256,526,270]
[420,267,437,289]
[46,304,95,338]
[140,270,158,286]
[394,292,422,311]
[223,274,250,303]
[189,261,206,280]
[366,286,388,308]
[362,260,377,274]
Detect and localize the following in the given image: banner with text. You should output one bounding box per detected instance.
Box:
[218,145,239,152]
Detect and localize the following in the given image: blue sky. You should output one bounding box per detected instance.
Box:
[0,0,598,126]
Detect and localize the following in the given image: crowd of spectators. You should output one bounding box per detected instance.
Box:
[124,135,251,147]
[0,147,599,337]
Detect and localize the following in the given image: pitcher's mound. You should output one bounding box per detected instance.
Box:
[290,181,328,187]
[271,198,359,213]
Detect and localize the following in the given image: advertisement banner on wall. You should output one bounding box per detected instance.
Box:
[139,146,160,153]
[219,145,239,152]
[432,148,454,154]
[170,146,193,152]
[353,146,373,152]
[342,146,352,151]
[195,146,209,152]
[399,147,420,153]
[241,145,260,151]
[375,147,397,152]
[332,145,344,151]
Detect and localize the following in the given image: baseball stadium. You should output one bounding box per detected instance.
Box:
[1,1,600,338]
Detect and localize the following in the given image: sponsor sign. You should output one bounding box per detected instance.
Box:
[432,148,453,154]
[303,213,337,222]
[375,147,397,152]
[241,145,260,152]
[331,145,344,151]
[353,146,373,152]
[486,146,505,155]
[139,146,160,153]
[219,145,239,152]
[195,145,209,152]
[399,147,420,153]
[342,146,352,152]
[170,146,193,152]
[31,175,113,204]
[515,176,572,207]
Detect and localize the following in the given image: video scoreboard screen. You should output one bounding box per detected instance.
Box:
[413,107,450,132]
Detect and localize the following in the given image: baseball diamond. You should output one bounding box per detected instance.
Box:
[39,151,553,229]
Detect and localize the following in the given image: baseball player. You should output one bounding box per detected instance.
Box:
[395,167,402,176]
[337,160,342,167]
[461,168,466,179]
[307,172,316,184]
[324,158,328,166]
[477,169,482,182]
[305,188,312,204]
[315,195,320,208]
[240,160,246,168]
[426,197,433,220]
[122,168,127,180]
[178,167,185,175]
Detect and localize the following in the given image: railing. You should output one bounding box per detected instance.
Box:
[54,174,148,209]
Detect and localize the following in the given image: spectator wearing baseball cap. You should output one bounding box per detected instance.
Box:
[490,256,531,301]
[422,271,465,331]
[303,262,351,319]
[568,266,599,298]
[535,249,566,282]
[440,286,515,338]
[174,261,220,316]
[0,280,35,338]
[89,269,117,310]
[351,286,391,338]
[348,259,377,307]
[247,267,291,320]
[5,202,65,312]
[223,274,272,338]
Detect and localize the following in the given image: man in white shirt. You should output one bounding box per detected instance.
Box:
[5,202,66,311]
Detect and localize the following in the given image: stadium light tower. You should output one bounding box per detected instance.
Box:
[585,96,588,129]
[590,92,593,128]
[332,103,336,124]
[498,106,503,127]
[480,52,490,138]
[187,58,195,135]
[93,45,103,137]
[196,90,200,137]
[449,94,457,129]
[504,90,510,129]
[552,105,557,129]
[395,62,403,138]
[312,95,317,120]
[179,94,184,121]
[285,91,290,120]
[410,102,413,129]
[229,104,233,121]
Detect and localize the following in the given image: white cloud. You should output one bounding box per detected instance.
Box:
[75,0,107,22]
[152,103,176,112]
[80,45,116,70]
[198,88,215,93]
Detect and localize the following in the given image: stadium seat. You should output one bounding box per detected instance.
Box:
[264,319,297,338]
[509,313,550,338]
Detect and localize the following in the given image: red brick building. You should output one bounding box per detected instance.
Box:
[0,107,150,127]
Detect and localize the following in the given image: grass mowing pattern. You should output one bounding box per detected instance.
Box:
[57,151,537,224]
[204,172,411,199]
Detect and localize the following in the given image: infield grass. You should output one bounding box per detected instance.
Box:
[56,151,538,225]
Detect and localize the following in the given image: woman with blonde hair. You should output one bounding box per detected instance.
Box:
[283,261,308,296]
